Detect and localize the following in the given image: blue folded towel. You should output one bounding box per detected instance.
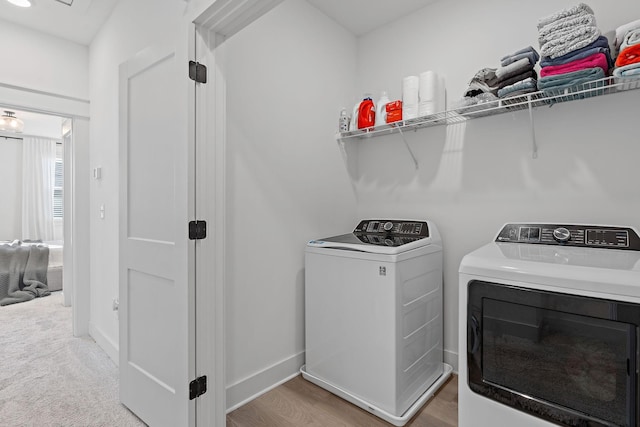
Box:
[498,77,538,98]
[540,36,612,68]
[613,63,640,77]
[501,46,540,67]
[537,67,606,99]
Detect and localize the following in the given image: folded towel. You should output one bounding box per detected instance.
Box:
[501,51,540,67]
[620,28,640,51]
[540,26,601,59]
[500,46,540,66]
[465,68,499,97]
[496,57,534,81]
[540,36,611,67]
[498,77,538,98]
[613,62,640,77]
[615,44,640,67]
[540,52,609,77]
[497,70,537,90]
[615,19,640,50]
[538,13,597,45]
[537,3,595,30]
[537,67,605,95]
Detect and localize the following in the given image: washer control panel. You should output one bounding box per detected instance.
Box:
[496,223,640,250]
[353,220,430,247]
[355,220,429,237]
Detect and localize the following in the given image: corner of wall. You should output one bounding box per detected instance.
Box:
[226,351,305,413]
[89,323,119,366]
[444,349,458,374]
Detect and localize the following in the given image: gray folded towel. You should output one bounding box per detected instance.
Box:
[538,13,596,44]
[537,3,595,30]
[540,26,601,59]
[495,58,534,81]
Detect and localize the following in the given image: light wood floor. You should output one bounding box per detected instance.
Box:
[227,374,458,427]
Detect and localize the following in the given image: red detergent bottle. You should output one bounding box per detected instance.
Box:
[357,96,375,129]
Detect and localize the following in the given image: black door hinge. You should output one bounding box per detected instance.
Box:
[188,220,207,240]
[189,376,207,400]
[188,61,207,84]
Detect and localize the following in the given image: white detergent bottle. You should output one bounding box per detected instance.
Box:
[349,101,360,131]
[375,91,390,126]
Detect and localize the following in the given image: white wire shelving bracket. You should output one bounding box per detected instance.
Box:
[335,75,640,161]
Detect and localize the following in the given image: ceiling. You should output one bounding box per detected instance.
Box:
[0,0,119,45]
[0,107,65,138]
[0,0,439,46]
[306,0,438,36]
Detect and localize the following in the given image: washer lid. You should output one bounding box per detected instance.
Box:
[308,219,437,255]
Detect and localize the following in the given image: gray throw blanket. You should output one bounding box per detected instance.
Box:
[0,242,50,306]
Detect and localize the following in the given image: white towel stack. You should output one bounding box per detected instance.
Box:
[402,75,419,120]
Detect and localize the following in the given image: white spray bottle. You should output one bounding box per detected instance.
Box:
[375,91,390,126]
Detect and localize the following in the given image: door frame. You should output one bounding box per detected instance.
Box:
[188,1,284,425]
[0,83,90,336]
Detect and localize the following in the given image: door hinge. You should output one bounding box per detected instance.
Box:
[188,220,207,240]
[189,376,207,400]
[188,60,207,84]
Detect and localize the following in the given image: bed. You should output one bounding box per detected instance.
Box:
[43,240,63,292]
[0,240,63,306]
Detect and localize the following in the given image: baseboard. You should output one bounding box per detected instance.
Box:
[89,323,119,366]
[226,351,305,413]
[444,348,458,374]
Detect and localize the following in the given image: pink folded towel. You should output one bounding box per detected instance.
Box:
[540,52,609,77]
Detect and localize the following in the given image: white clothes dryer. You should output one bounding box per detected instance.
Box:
[459,223,640,427]
[302,219,452,426]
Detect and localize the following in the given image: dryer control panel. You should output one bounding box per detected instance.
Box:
[495,223,640,251]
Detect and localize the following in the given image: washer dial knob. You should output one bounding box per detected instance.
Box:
[383,221,394,232]
[553,227,571,243]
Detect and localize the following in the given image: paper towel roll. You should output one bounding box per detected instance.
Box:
[418,101,436,116]
[403,103,418,120]
[403,76,419,105]
[419,71,438,102]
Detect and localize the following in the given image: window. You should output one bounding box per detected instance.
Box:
[53,143,63,219]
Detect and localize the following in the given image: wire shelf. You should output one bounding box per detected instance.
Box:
[337,74,640,141]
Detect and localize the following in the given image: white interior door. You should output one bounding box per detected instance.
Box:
[119,41,194,427]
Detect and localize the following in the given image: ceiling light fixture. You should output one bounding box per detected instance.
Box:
[6,0,32,7]
[0,111,25,133]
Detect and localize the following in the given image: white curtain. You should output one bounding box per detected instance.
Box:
[22,137,57,241]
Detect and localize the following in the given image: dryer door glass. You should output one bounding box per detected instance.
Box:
[467,281,639,427]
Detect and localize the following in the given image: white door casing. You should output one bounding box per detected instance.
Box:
[189,1,284,425]
[118,41,194,427]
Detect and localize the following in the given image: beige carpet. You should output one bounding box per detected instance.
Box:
[0,292,146,427]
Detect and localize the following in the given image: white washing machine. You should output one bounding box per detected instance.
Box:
[459,223,640,427]
[302,219,452,426]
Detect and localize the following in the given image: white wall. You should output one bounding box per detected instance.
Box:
[87,0,189,361]
[0,137,22,239]
[222,0,358,407]
[352,0,640,370]
[0,18,88,100]
[0,22,86,244]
